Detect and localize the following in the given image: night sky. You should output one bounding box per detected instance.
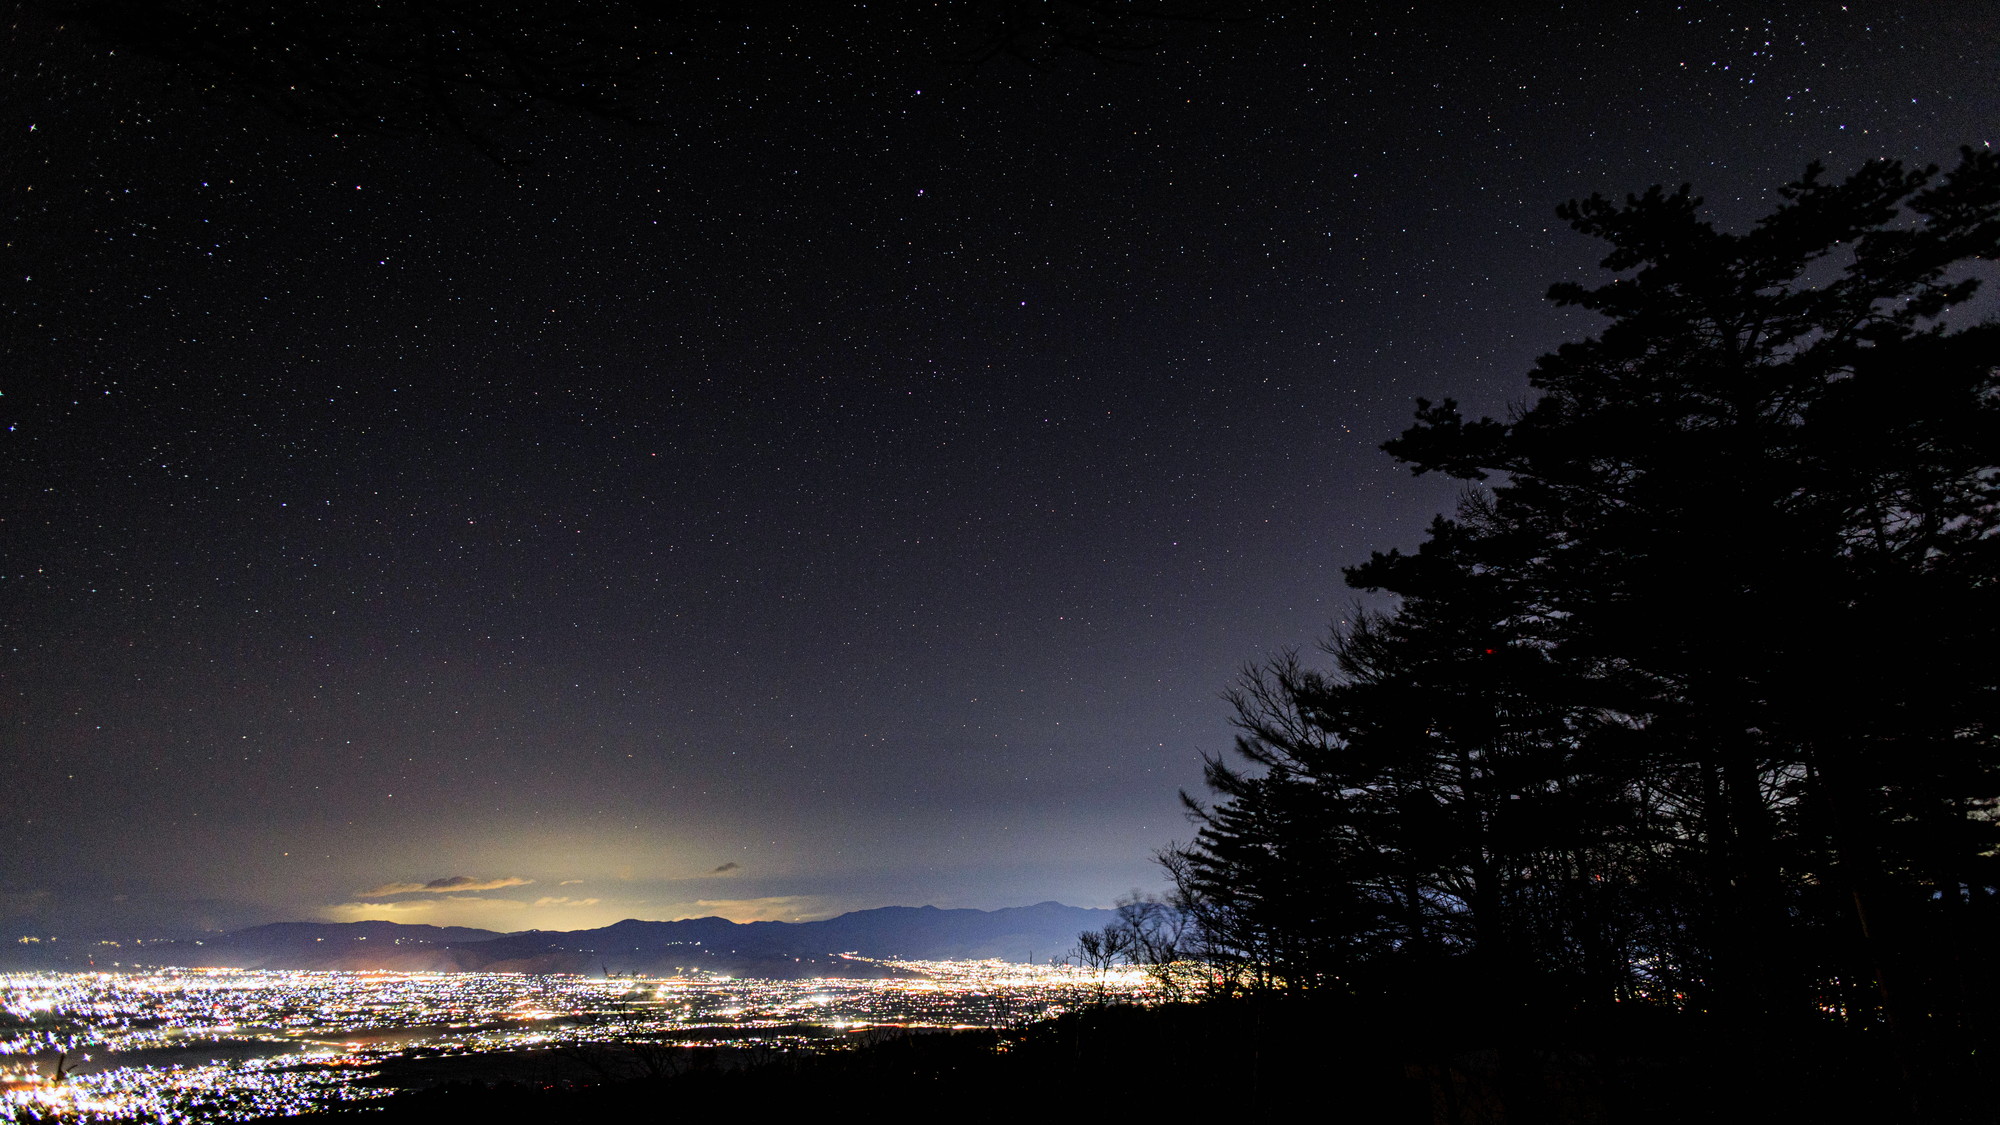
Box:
[5,2,1994,938]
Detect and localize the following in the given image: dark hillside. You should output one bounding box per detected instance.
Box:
[286,995,1959,1124]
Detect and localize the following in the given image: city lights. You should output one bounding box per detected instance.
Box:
[1,962,1145,1121]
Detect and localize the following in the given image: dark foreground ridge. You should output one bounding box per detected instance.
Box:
[271,993,1978,1125]
[2,903,1114,976]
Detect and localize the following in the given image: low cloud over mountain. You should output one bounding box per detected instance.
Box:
[357,875,533,897]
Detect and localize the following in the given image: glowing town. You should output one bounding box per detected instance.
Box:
[1,962,1146,1121]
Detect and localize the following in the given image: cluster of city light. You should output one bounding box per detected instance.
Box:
[1,962,1145,1121]
[5,1053,383,1123]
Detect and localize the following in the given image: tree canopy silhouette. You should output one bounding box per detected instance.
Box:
[1165,151,2000,1051]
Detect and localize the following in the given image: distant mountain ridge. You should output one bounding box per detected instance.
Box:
[1,902,1115,977]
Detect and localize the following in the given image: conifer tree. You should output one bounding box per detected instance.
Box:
[1173,151,2000,1036]
[1378,149,2000,1025]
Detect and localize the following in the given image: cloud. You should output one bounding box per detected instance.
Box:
[707,862,741,876]
[327,895,529,917]
[324,892,633,931]
[324,896,532,929]
[687,896,836,923]
[357,875,533,898]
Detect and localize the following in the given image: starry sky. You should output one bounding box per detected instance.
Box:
[5,2,1995,937]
